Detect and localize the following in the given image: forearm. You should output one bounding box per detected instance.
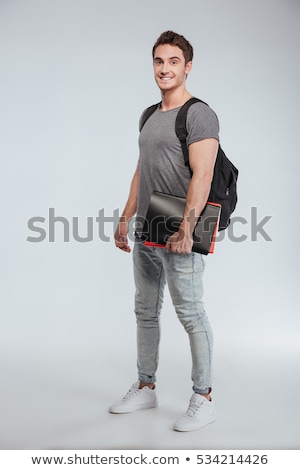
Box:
[180,174,212,237]
[120,164,139,222]
[115,163,140,253]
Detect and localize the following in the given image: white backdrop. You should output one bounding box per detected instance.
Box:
[0,0,299,450]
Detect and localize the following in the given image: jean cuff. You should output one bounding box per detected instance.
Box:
[193,386,212,395]
[138,375,156,384]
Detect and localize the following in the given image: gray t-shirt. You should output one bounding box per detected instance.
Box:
[135,101,220,236]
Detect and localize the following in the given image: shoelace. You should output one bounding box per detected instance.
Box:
[122,386,139,401]
[185,398,204,417]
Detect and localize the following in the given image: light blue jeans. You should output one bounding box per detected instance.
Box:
[133,240,213,394]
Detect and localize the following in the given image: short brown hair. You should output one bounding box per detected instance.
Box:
[152,30,193,64]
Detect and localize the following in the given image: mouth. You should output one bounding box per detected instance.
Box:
[159,77,173,82]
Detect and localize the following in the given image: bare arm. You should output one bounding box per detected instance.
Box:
[166,138,218,254]
[114,162,140,253]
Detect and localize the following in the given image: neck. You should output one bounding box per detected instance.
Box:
[160,88,192,111]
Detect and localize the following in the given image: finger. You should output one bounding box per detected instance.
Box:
[119,245,131,253]
[168,242,177,253]
[115,241,131,252]
[115,236,127,246]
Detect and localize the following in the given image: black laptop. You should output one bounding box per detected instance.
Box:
[141,191,221,255]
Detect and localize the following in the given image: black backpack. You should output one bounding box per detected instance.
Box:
[140,97,238,230]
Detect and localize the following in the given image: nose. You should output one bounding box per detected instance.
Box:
[160,62,169,74]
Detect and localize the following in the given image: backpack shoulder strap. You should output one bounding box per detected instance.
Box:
[175,97,208,166]
[139,103,161,131]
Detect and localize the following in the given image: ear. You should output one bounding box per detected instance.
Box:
[185,61,192,75]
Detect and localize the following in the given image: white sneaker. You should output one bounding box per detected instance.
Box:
[173,393,217,432]
[109,382,158,414]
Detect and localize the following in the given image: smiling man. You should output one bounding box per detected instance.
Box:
[110,31,220,432]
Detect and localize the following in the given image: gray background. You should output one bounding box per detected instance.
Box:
[0,0,299,450]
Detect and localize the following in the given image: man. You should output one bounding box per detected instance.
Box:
[109,31,219,432]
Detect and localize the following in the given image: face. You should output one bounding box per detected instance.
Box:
[153,44,192,92]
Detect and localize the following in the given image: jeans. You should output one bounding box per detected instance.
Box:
[133,240,213,394]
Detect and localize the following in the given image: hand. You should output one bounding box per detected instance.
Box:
[165,229,194,254]
[114,220,131,253]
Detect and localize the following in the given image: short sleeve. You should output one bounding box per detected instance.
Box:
[186,102,220,146]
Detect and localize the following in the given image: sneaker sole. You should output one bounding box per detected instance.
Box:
[173,415,216,432]
[109,401,158,414]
